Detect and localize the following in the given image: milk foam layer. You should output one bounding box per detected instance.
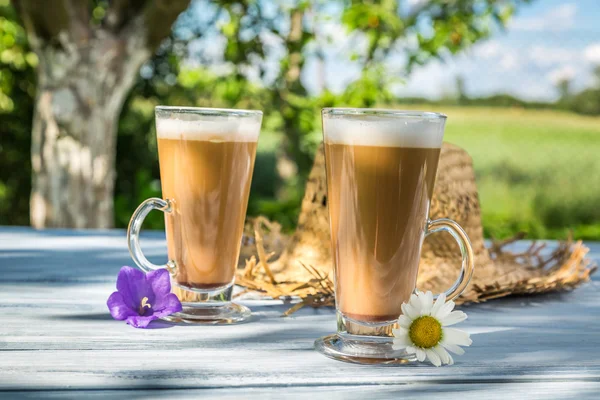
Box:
[157,114,261,142]
[323,115,444,148]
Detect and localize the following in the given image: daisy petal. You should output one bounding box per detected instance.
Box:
[402,302,419,319]
[425,349,442,367]
[443,328,472,347]
[398,315,412,329]
[416,348,427,362]
[447,353,455,365]
[441,342,465,355]
[441,311,468,326]
[392,332,410,345]
[419,291,434,315]
[392,328,408,337]
[409,294,420,309]
[392,337,410,350]
[435,300,456,320]
[430,292,446,317]
[434,345,451,365]
[406,346,418,355]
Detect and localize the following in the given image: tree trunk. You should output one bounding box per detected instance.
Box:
[15,0,191,228]
[29,36,148,228]
[276,8,314,179]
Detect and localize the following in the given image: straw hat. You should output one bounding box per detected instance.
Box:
[235,143,595,308]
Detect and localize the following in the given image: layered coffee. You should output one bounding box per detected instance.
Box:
[323,115,442,322]
[156,117,259,289]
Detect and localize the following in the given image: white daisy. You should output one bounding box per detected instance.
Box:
[392,290,472,367]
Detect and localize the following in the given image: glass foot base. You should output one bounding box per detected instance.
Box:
[314,334,417,365]
[162,302,251,325]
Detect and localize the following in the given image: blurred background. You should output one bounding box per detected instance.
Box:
[1,0,599,240]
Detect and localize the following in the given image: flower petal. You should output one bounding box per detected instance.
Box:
[402,302,419,319]
[406,346,418,355]
[419,291,434,315]
[392,335,410,350]
[116,266,151,309]
[435,300,456,320]
[392,330,410,343]
[153,293,183,318]
[434,345,451,365]
[126,314,159,328]
[106,292,136,320]
[425,348,442,367]
[447,353,455,365]
[430,292,446,317]
[416,348,427,362]
[441,311,468,326]
[441,342,465,355]
[392,328,408,337]
[409,294,420,309]
[398,314,412,329]
[443,328,472,347]
[147,268,172,298]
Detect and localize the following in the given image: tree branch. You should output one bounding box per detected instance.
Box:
[13,0,92,50]
[12,0,72,48]
[143,0,191,51]
[108,0,191,51]
[104,0,144,33]
[65,0,92,42]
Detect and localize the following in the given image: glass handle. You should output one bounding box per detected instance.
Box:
[127,198,177,277]
[425,218,475,301]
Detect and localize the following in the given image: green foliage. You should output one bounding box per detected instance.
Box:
[415,105,600,240]
[0,1,36,225]
[567,88,600,116]
[6,0,600,243]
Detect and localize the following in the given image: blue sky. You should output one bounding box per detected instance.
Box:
[393,0,600,101]
[323,0,600,101]
[186,1,600,102]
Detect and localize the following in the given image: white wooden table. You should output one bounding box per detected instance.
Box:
[0,227,599,399]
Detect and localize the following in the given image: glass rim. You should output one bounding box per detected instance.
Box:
[155,105,263,117]
[322,108,447,120]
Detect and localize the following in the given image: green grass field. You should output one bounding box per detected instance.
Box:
[414,106,600,240]
[250,106,600,240]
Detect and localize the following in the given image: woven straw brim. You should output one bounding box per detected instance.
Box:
[230,143,596,313]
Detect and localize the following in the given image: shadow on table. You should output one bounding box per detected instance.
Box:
[51,312,115,321]
[1,247,165,284]
[49,312,175,329]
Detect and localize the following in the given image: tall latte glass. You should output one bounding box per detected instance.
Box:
[127,106,261,324]
[315,108,475,363]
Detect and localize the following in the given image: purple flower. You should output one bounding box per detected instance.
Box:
[107,266,182,328]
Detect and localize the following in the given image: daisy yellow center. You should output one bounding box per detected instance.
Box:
[409,316,442,348]
[139,297,152,314]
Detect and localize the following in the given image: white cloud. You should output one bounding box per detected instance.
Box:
[407,0,428,6]
[405,0,430,13]
[547,65,576,84]
[500,54,519,70]
[394,59,457,99]
[473,40,502,59]
[509,3,577,32]
[321,20,349,45]
[529,45,579,67]
[584,44,600,64]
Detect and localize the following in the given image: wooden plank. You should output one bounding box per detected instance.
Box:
[0,228,599,393]
[0,282,599,390]
[0,228,166,284]
[4,382,600,400]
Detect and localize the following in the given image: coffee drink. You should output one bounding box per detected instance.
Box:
[315,109,475,363]
[323,114,442,322]
[156,117,259,289]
